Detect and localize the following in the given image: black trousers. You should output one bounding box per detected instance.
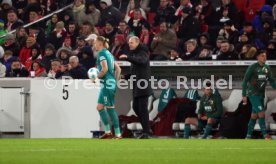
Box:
[133,96,150,134]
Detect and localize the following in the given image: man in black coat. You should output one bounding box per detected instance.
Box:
[67,56,88,79]
[120,36,153,139]
[6,59,29,77]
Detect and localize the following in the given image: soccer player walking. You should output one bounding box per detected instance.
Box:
[95,36,122,139]
[242,50,276,139]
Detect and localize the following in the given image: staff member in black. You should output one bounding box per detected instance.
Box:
[120,36,153,139]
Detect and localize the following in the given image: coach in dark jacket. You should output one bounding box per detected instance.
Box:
[120,36,153,139]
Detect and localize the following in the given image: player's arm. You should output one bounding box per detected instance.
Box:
[114,61,121,81]
[98,60,108,79]
[211,96,223,118]
[241,65,254,104]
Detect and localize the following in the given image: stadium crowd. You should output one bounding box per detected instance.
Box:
[0,0,276,78]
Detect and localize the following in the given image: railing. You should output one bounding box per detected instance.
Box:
[0,3,73,39]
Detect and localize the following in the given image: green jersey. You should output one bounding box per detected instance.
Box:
[184,89,201,102]
[97,48,116,88]
[198,93,223,118]
[242,62,276,97]
[158,88,176,112]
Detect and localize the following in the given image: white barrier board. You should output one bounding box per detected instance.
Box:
[30,79,100,138]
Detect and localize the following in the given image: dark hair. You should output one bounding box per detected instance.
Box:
[256,49,267,56]
[12,58,21,64]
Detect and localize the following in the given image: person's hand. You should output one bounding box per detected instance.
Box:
[242,96,247,105]
[119,54,128,60]
[67,64,72,71]
[60,65,67,72]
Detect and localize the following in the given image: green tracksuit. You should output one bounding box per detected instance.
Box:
[158,88,176,112]
[242,62,276,138]
[198,93,223,119]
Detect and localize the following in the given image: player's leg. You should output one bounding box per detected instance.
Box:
[246,95,260,139]
[202,118,217,139]
[97,90,112,139]
[183,117,198,139]
[105,88,122,139]
[246,113,257,139]
[257,96,271,139]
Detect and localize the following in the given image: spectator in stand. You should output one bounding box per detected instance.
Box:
[0,61,6,77]
[253,5,273,33]
[128,9,149,37]
[242,21,257,42]
[0,0,13,23]
[180,39,200,60]
[102,20,118,43]
[194,0,215,28]
[72,0,85,26]
[214,0,238,26]
[62,9,75,29]
[80,21,98,37]
[175,6,201,42]
[56,47,72,65]
[30,60,47,77]
[15,26,28,49]
[1,50,17,74]
[72,35,87,56]
[19,36,37,65]
[48,59,61,78]
[41,43,56,73]
[3,33,20,57]
[139,22,154,51]
[67,22,79,48]
[112,0,129,15]
[238,44,257,60]
[25,3,45,28]
[28,24,46,49]
[12,0,27,20]
[6,59,29,77]
[79,0,100,26]
[218,20,239,44]
[85,33,98,57]
[169,48,182,61]
[25,45,42,71]
[67,56,87,79]
[124,0,147,23]
[46,13,59,36]
[110,34,128,60]
[257,17,274,47]
[98,0,122,27]
[48,21,67,50]
[153,0,177,27]
[151,21,177,60]
[79,46,96,71]
[62,35,73,50]
[198,32,210,50]
[217,40,238,60]
[6,9,24,32]
[174,0,193,18]
[266,39,276,60]
[0,19,8,45]
[117,20,130,38]
[235,32,252,53]
[196,45,213,60]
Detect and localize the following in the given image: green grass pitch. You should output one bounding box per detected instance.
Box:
[1,139,276,164]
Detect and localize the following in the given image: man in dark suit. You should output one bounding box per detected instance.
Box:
[120,36,153,139]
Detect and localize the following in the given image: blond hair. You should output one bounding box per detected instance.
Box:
[97,36,109,49]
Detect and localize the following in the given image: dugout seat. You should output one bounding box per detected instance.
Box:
[266,98,276,132]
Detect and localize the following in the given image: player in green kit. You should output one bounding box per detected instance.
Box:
[242,50,276,140]
[94,36,122,139]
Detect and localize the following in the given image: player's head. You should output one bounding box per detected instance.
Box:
[95,36,109,51]
[256,50,267,64]
[204,82,212,96]
[128,36,140,50]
